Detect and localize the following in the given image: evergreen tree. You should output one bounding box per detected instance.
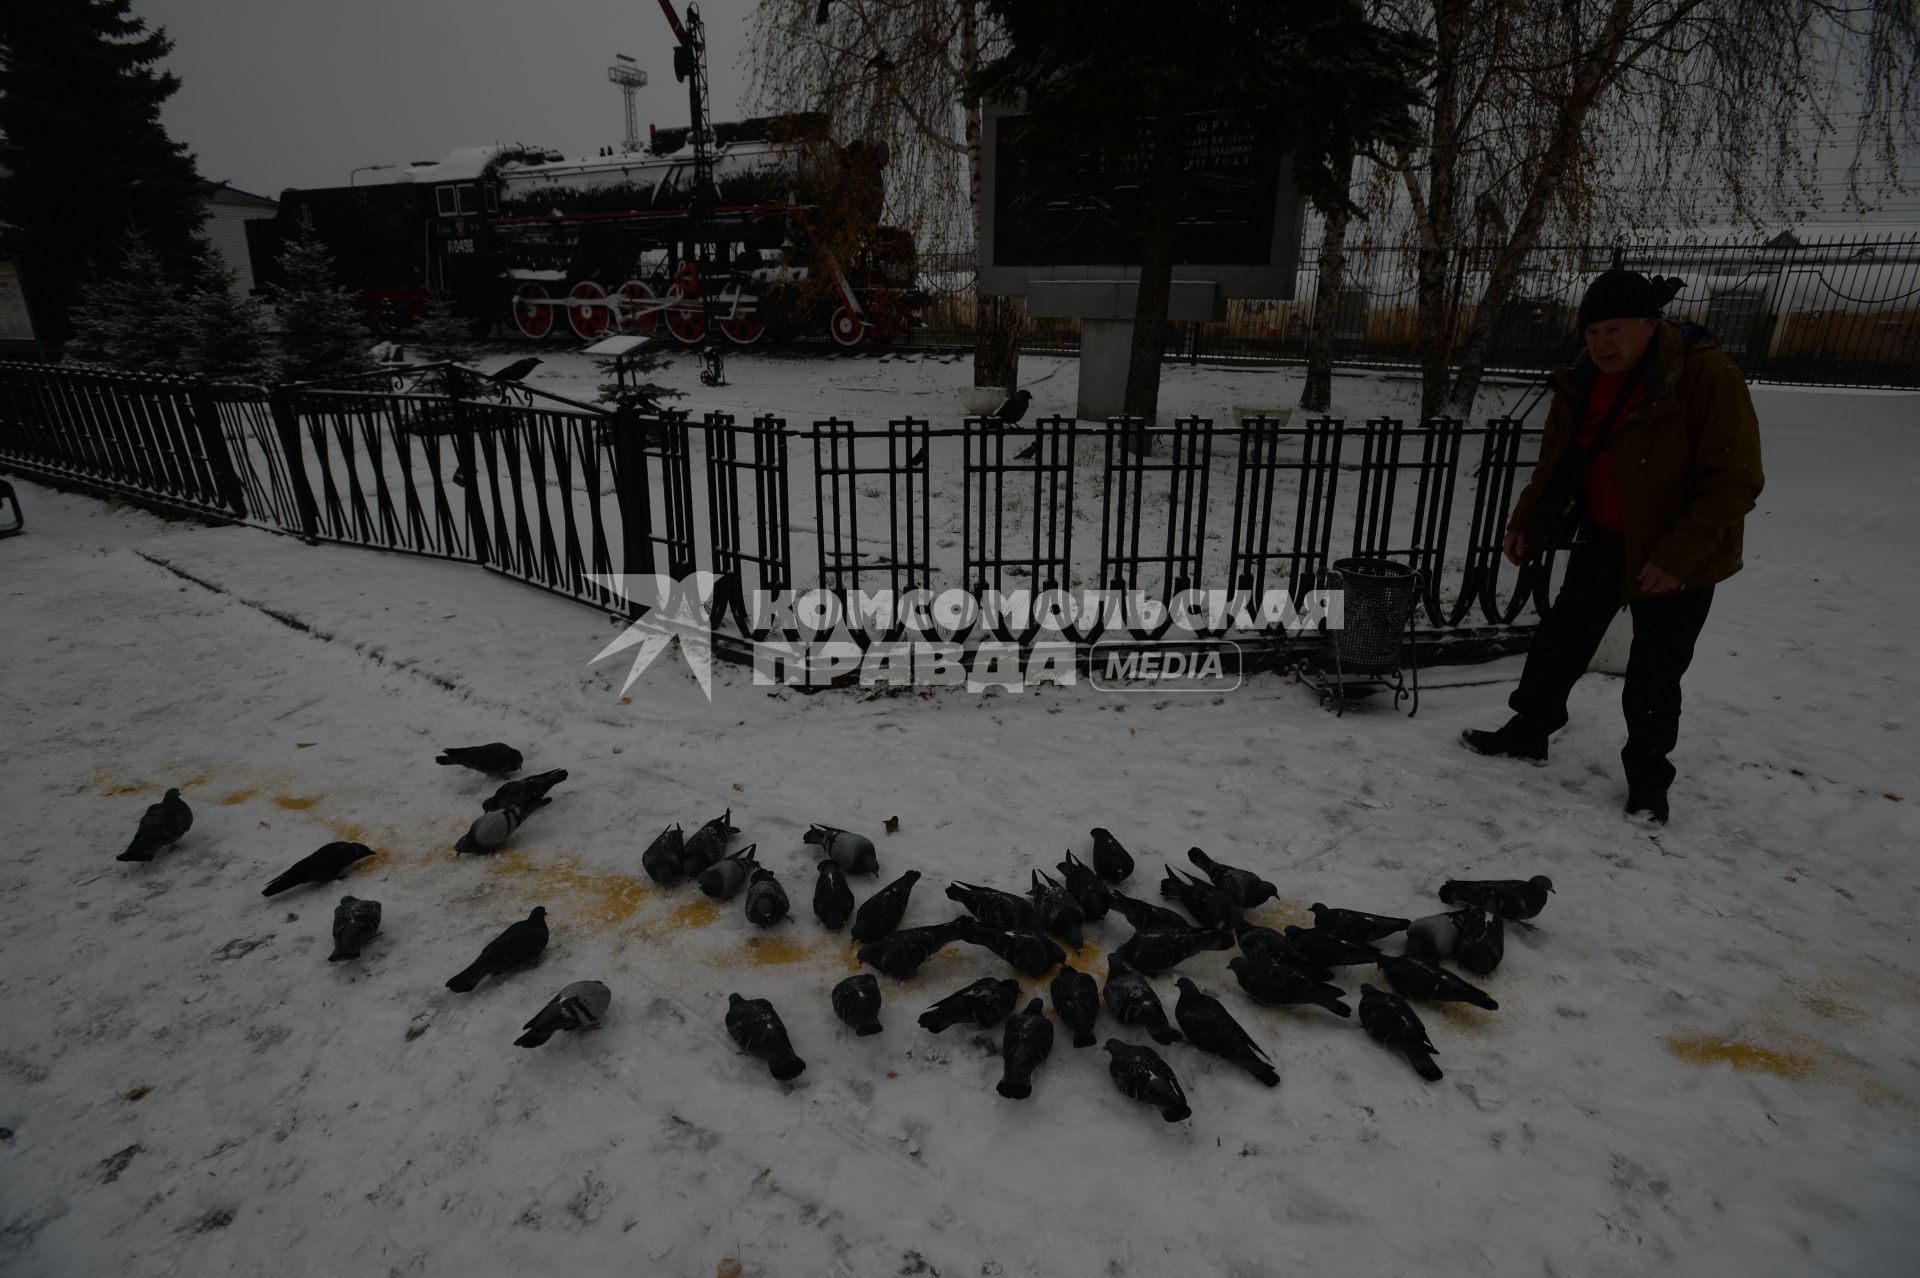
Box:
[594,341,684,417]
[271,216,373,379]
[185,266,279,384]
[413,292,479,364]
[63,237,197,373]
[0,0,207,346]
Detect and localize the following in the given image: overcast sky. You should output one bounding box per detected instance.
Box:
[142,0,762,197]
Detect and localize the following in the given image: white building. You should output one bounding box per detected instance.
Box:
[199,181,278,294]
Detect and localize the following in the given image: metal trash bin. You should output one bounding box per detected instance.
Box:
[1317,556,1419,715]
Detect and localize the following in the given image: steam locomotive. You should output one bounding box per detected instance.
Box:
[244,113,920,348]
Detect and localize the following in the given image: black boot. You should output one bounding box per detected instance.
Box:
[1460,716,1549,765]
[1625,787,1670,827]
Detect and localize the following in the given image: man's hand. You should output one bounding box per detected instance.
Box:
[1503,531,1529,567]
[1638,562,1684,594]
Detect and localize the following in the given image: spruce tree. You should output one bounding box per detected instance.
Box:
[63,237,197,374]
[0,0,207,346]
[185,266,279,384]
[595,342,684,416]
[413,293,479,364]
[271,216,373,379]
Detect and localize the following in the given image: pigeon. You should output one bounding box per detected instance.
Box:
[1174,977,1279,1088]
[1089,827,1135,883]
[918,977,1020,1033]
[327,896,383,962]
[804,823,878,876]
[946,881,1043,932]
[1103,972,1182,1045]
[118,788,193,862]
[1186,848,1278,910]
[454,799,549,856]
[1108,889,1193,933]
[679,809,738,877]
[435,743,523,776]
[1050,964,1100,1048]
[1402,910,1465,961]
[998,998,1055,1099]
[1438,875,1555,925]
[1307,903,1411,944]
[1282,927,1386,968]
[744,866,790,926]
[1229,918,1336,982]
[492,356,543,383]
[698,843,760,900]
[813,858,855,930]
[262,842,375,896]
[1375,954,1499,1010]
[959,919,1066,976]
[483,769,569,812]
[988,388,1032,424]
[1454,905,1505,976]
[1159,866,1236,928]
[856,916,968,979]
[446,907,549,992]
[725,993,805,1081]
[850,870,921,944]
[1026,869,1086,947]
[831,973,884,1036]
[515,980,610,1048]
[1054,851,1111,920]
[1110,924,1234,977]
[1103,1040,1190,1122]
[1226,955,1352,1017]
[1359,983,1443,1081]
[641,824,685,886]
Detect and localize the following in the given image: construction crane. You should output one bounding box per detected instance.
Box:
[656,0,725,386]
[607,53,648,154]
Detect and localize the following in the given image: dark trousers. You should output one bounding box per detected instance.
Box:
[1510,530,1715,792]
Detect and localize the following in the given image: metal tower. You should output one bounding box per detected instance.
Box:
[607,55,648,153]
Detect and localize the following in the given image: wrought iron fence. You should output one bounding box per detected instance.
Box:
[912,231,1920,389]
[0,360,1572,672]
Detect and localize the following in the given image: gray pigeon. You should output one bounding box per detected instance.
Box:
[263,842,375,896]
[436,743,523,776]
[446,907,549,992]
[1359,983,1442,1081]
[1402,911,1465,961]
[1375,954,1498,1010]
[1187,847,1277,909]
[515,980,610,1048]
[679,810,738,877]
[946,880,1043,932]
[804,823,879,876]
[1103,1040,1190,1121]
[118,787,193,862]
[725,993,805,1081]
[997,998,1055,1099]
[1050,963,1100,1048]
[1027,869,1086,948]
[1103,972,1181,1045]
[1438,875,1554,925]
[743,867,790,926]
[1110,924,1233,977]
[698,844,760,900]
[641,824,685,886]
[850,870,921,944]
[1307,903,1410,943]
[1454,906,1505,975]
[327,896,383,962]
[484,769,569,812]
[1173,977,1278,1088]
[1227,955,1352,1018]
[856,917,968,979]
[831,973,884,1036]
[454,799,549,856]
[959,920,1066,977]
[917,977,1020,1033]
[814,858,855,930]
[1089,827,1135,883]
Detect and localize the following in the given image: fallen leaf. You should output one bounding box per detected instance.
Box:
[612,747,623,754]
[732,782,744,792]
[621,696,633,705]
[886,1071,898,1079]
[1885,793,1904,801]
[444,614,458,619]
[124,1086,151,1102]
[717,1262,742,1278]
[1130,727,1136,736]
[295,742,315,749]
[884,815,900,834]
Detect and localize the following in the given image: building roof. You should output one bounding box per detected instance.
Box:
[199,179,278,209]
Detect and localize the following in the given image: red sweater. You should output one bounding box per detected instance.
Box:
[1577,370,1643,533]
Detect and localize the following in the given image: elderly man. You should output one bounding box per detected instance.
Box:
[1461,269,1765,826]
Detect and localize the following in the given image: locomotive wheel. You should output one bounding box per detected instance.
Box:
[665,263,707,346]
[568,281,613,341]
[829,304,869,349]
[617,280,660,334]
[718,284,766,347]
[511,282,555,340]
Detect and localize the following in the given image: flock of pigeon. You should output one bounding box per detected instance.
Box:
[114,741,1555,1122]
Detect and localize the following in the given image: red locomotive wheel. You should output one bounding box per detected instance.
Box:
[718,283,765,347]
[829,304,868,349]
[665,263,706,346]
[511,282,555,339]
[568,281,612,340]
[617,280,659,334]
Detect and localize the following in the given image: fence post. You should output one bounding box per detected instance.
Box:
[444,369,491,567]
[189,381,248,520]
[267,384,319,539]
[611,404,650,618]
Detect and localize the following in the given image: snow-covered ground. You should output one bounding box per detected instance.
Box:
[2,358,1918,1277]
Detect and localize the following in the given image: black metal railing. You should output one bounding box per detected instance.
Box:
[0,361,1571,668]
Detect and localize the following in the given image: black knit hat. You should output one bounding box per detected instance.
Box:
[1578,269,1662,329]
